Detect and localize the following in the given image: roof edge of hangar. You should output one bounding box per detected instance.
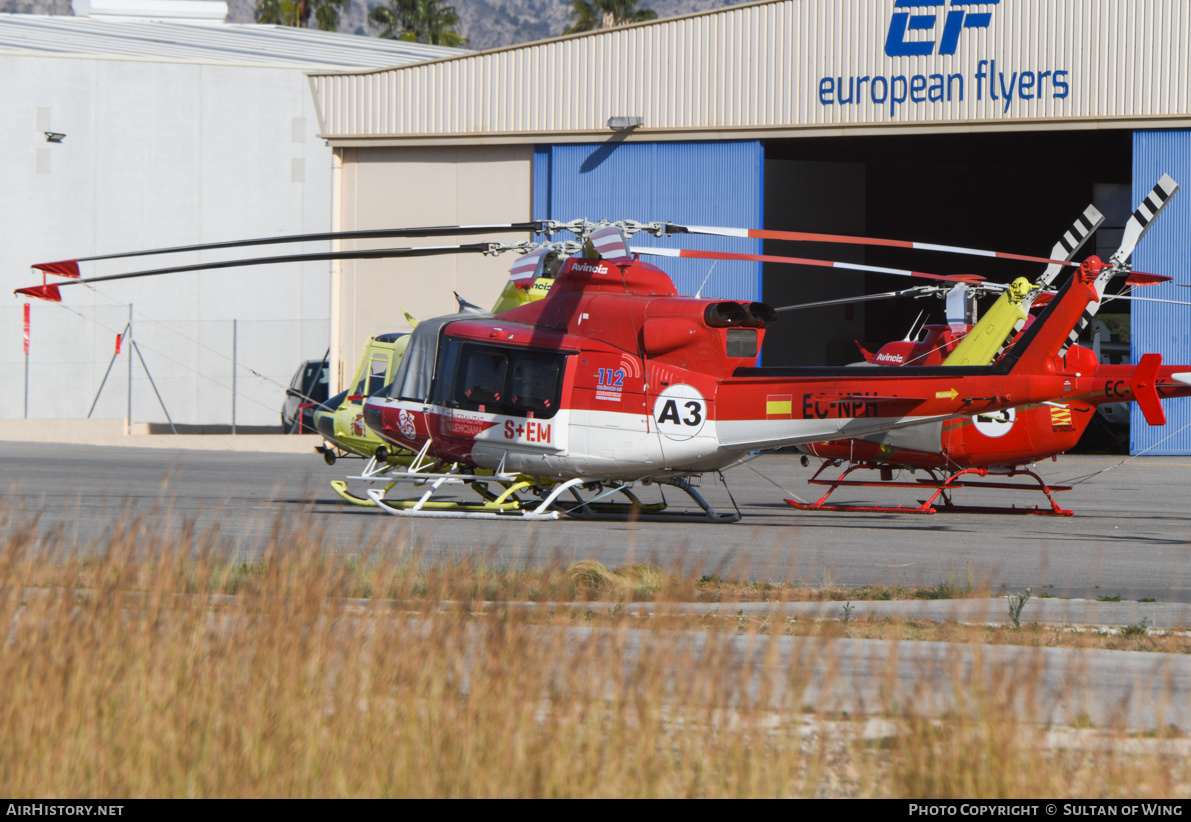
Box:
[309,0,1191,142]
[305,0,784,78]
[317,115,1191,148]
[0,13,468,70]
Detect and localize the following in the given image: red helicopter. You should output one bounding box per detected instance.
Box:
[785,177,1191,515]
[16,182,1187,521]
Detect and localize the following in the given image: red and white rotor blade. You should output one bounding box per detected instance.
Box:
[630,246,982,284]
[588,224,633,262]
[31,260,83,279]
[1125,271,1171,286]
[662,223,1079,269]
[15,284,63,302]
[508,246,550,287]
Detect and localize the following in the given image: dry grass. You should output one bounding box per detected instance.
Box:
[1,502,1189,797]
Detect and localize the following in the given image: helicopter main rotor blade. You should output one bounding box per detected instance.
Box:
[1109,174,1180,267]
[660,222,1080,269]
[1099,294,1191,307]
[630,246,983,284]
[1056,174,1181,357]
[16,243,503,301]
[774,286,947,312]
[1035,204,1105,290]
[32,222,549,279]
[1125,271,1171,286]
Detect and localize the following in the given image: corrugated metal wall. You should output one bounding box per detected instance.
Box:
[1131,129,1191,455]
[311,0,1191,142]
[533,141,763,302]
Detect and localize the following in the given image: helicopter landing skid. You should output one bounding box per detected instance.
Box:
[331,479,397,507]
[362,475,740,523]
[561,476,740,523]
[366,476,581,519]
[562,474,738,519]
[785,462,1074,517]
[347,441,742,522]
[334,442,549,517]
[556,485,667,519]
[329,452,412,507]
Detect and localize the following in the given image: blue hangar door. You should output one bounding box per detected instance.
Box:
[533,141,763,303]
[1131,130,1191,455]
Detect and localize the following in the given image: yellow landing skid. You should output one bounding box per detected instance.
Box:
[365,497,523,513]
[378,478,534,511]
[330,479,396,507]
[470,479,533,504]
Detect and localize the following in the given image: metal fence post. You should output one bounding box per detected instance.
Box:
[232,319,237,435]
[126,303,133,429]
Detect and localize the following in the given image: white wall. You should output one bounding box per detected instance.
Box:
[0,54,331,427]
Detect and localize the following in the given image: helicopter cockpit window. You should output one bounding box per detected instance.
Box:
[510,359,559,413]
[437,339,566,419]
[352,354,389,402]
[366,355,388,396]
[462,351,508,404]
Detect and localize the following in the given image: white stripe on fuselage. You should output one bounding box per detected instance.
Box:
[715,413,954,453]
[456,403,957,481]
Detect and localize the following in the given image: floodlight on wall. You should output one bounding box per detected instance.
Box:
[607,116,643,131]
[44,132,65,143]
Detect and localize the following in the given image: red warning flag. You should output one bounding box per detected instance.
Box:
[23,303,30,355]
[116,334,122,355]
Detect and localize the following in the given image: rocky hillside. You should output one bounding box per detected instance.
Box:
[6,0,749,50]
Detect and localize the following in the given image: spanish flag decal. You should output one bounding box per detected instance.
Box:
[766,395,793,418]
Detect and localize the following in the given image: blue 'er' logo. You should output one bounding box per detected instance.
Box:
[884,0,999,57]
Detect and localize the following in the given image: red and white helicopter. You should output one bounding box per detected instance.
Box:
[781,177,1191,514]
[17,178,1189,521]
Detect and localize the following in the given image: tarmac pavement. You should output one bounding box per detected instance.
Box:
[2,441,1189,605]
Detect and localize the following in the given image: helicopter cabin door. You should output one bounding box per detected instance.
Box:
[568,352,651,473]
[426,338,571,468]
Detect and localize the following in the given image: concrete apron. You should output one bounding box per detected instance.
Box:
[0,419,322,453]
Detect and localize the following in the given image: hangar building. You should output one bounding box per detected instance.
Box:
[1,1,463,429]
[309,0,1191,454]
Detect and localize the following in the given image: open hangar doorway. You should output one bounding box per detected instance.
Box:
[760,128,1133,367]
[760,128,1134,451]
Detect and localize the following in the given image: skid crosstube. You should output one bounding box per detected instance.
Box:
[785,462,1074,516]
